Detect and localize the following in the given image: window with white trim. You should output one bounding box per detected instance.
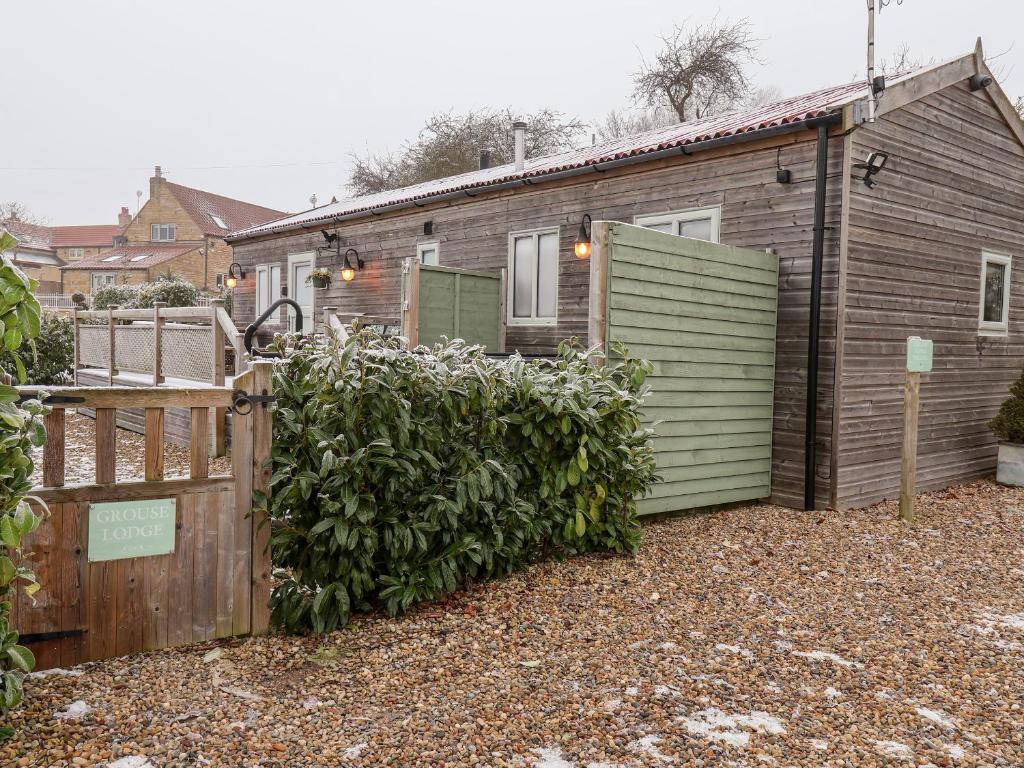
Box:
[151,223,176,242]
[634,206,721,242]
[209,214,228,229]
[979,251,1011,335]
[417,241,440,266]
[67,248,84,260]
[255,264,282,322]
[215,273,225,289]
[508,228,559,324]
[91,272,116,292]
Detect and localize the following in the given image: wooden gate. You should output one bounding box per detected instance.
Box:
[12,361,273,670]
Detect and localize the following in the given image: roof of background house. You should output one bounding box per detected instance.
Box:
[226,76,886,242]
[1,220,53,251]
[61,244,198,270]
[49,224,123,248]
[163,181,286,237]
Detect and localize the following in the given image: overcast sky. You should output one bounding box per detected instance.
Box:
[2,0,1021,225]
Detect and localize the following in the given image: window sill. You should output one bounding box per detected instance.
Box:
[978,329,1009,338]
[507,319,558,327]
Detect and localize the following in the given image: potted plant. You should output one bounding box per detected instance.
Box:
[306,267,333,289]
[989,368,1024,486]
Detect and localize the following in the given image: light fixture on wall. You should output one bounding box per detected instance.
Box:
[574,213,593,260]
[854,151,889,188]
[340,248,364,282]
[225,262,245,289]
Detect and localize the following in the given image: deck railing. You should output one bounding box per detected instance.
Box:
[36,293,91,310]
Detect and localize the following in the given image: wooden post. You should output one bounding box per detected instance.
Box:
[107,305,117,385]
[72,307,80,386]
[899,336,932,523]
[587,221,611,362]
[210,299,227,457]
[899,371,921,522]
[152,301,166,385]
[42,410,66,488]
[249,360,274,634]
[498,268,508,353]
[321,306,337,336]
[402,257,420,347]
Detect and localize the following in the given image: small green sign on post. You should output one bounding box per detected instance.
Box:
[906,336,933,373]
[88,498,177,562]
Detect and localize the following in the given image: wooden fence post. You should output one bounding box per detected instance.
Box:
[587,222,611,363]
[211,299,227,457]
[498,268,507,353]
[899,336,933,523]
[249,360,274,634]
[321,306,337,336]
[107,305,117,385]
[72,307,80,386]
[401,257,420,347]
[152,302,166,385]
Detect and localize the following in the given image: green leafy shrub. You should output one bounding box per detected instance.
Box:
[93,277,198,309]
[265,330,658,634]
[0,314,73,386]
[0,234,46,739]
[989,369,1024,443]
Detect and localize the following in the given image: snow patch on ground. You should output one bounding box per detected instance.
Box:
[627,735,673,763]
[791,649,864,669]
[946,743,966,760]
[873,740,914,760]
[342,743,367,759]
[29,667,84,678]
[715,643,754,659]
[824,686,843,699]
[916,707,956,729]
[977,611,1024,631]
[624,686,638,696]
[532,748,574,768]
[678,707,785,747]
[809,739,829,750]
[54,700,91,720]
[106,758,154,768]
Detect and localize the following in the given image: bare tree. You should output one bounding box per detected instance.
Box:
[0,201,43,225]
[594,106,679,141]
[348,108,586,196]
[879,42,932,76]
[633,17,760,122]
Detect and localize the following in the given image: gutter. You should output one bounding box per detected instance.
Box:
[226,114,843,243]
[803,117,839,511]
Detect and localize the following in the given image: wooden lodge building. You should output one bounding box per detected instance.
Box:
[225,42,1024,512]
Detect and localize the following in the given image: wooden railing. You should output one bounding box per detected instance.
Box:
[321,308,403,341]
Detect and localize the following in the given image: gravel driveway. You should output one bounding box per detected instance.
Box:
[6,479,1024,767]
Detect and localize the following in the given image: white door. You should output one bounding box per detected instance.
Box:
[287,253,315,332]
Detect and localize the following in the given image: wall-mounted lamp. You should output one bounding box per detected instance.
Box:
[340,248,364,282]
[574,213,593,260]
[853,151,889,189]
[776,169,792,184]
[225,262,244,289]
[969,73,993,91]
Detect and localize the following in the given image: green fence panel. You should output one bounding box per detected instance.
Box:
[603,222,779,515]
[416,265,503,350]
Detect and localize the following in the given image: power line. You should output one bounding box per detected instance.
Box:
[0,159,351,172]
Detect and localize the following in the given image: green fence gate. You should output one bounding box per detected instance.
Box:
[590,221,779,515]
[401,259,505,351]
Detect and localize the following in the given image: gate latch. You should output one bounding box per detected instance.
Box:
[231,390,276,415]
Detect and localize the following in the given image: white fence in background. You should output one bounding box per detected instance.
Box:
[36,294,91,310]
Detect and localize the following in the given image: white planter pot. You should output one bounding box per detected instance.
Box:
[996,442,1024,486]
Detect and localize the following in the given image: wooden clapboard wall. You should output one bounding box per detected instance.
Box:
[591,222,779,514]
[403,260,505,351]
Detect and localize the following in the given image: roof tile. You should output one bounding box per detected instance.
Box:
[61,244,198,270]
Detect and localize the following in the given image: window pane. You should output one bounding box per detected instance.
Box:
[643,222,674,233]
[420,247,437,266]
[513,235,534,318]
[256,269,269,314]
[984,261,1006,323]
[536,232,558,318]
[271,266,282,322]
[679,217,713,241]
[151,224,158,240]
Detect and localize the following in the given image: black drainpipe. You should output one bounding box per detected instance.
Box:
[804,118,835,511]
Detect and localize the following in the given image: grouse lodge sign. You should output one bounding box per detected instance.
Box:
[88,498,177,561]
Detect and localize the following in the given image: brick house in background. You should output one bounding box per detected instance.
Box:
[0,220,64,292]
[50,211,128,265]
[61,166,285,295]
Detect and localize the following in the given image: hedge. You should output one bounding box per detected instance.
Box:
[0,313,73,386]
[989,368,1024,443]
[92,277,199,309]
[264,330,658,633]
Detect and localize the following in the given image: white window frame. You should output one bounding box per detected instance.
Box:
[287,252,315,332]
[209,214,228,229]
[634,205,722,242]
[978,250,1012,336]
[151,223,176,242]
[215,272,225,289]
[255,264,282,323]
[67,247,85,260]
[507,227,560,326]
[91,272,116,292]
[417,240,440,266]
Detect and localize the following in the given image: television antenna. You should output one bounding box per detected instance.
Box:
[866,0,905,123]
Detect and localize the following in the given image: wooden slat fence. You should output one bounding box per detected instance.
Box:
[589,221,780,515]
[12,362,273,669]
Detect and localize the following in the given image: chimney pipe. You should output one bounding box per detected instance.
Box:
[118,207,132,227]
[512,121,527,172]
[150,166,164,202]
[479,149,491,170]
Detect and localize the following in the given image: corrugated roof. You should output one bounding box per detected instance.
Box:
[163,181,286,236]
[227,78,876,241]
[61,244,198,270]
[49,224,123,248]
